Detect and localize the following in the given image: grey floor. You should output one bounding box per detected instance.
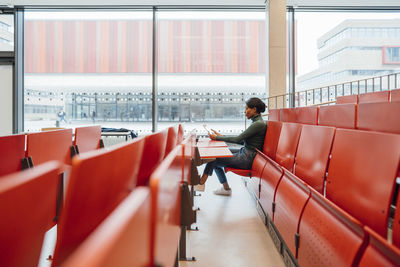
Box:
[180,170,285,267]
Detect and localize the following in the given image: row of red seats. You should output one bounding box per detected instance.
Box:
[227,112,400,265]
[0,125,103,177]
[0,124,192,267]
[269,101,400,135]
[337,88,400,104]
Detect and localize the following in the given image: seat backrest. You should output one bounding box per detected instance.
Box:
[358,226,400,267]
[52,138,145,266]
[280,108,297,123]
[181,133,196,183]
[0,134,26,177]
[263,121,282,160]
[268,109,280,121]
[0,161,60,267]
[61,188,151,267]
[357,102,400,134]
[136,129,168,186]
[295,106,318,125]
[177,124,184,144]
[274,122,302,172]
[259,158,284,218]
[26,129,73,166]
[337,94,358,104]
[326,129,400,237]
[392,184,400,248]
[165,126,177,158]
[358,91,390,104]
[297,190,365,267]
[250,153,268,178]
[74,125,102,153]
[149,145,182,267]
[391,88,400,102]
[273,171,310,256]
[294,125,335,193]
[318,103,357,129]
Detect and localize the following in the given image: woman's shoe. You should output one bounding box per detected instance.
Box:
[193,183,205,192]
[213,187,232,196]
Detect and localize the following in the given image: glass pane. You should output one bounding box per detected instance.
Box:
[157,11,266,135]
[295,11,400,101]
[24,11,153,134]
[0,15,14,51]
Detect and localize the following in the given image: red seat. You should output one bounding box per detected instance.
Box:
[26,129,73,169]
[392,183,400,248]
[337,95,358,104]
[61,188,151,267]
[273,170,310,257]
[259,158,284,219]
[318,103,356,129]
[357,102,400,134]
[297,190,365,267]
[326,129,400,237]
[263,121,282,160]
[0,161,60,267]
[149,145,183,267]
[274,122,302,172]
[0,134,26,177]
[136,129,168,186]
[358,91,390,103]
[359,227,400,267]
[74,125,102,154]
[268,109,280,121]
[52,138,145,266]
[165,126,177,158]
[391,88,400,102]
[294,125,335,193]
[295,106,318,125]
[280,108,297,123]
[177,124,184,144]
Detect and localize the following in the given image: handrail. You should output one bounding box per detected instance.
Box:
[267,72,400,108]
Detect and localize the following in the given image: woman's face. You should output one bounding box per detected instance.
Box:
[244,105,257,119]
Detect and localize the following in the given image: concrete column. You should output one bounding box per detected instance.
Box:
[266,0,287,108]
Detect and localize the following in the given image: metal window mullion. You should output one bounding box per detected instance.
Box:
[14,9,24,133]
[152,7,158,133]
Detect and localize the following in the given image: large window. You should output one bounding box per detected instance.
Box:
[157,11,266,134]
[0,15,13,51]
[24,10,153,133]
[295,11,400,100]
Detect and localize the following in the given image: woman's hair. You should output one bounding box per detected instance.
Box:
[246,97,266,114]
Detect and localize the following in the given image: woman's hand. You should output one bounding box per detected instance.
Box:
[208,133,217,140]
[211,129,222,136]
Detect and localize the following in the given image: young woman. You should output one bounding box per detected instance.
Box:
[195,97,267,196]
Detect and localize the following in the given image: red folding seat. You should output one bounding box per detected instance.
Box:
[259,159,284,219]
[297,190,366,267]
[391,88,400,102]
[177,124,184,144]
[326,129,400,238]
[0,134,26,177]
[273,171,310,258]
[165,126,177,157]
[136,129,168,186]
[0,162,60,267]
[295,106,318,125]
[61,188,151,267]
[358,91,390,103]
[263,121,282,160]
[268,109,280,121]
[149,145,183,267]
[274,122,302,172]
[280,108,297,123]
[357,101,400,134]
[318,103,356,129]
[294,125,335,193]
[74,125,102,154]
[392,185,400,248]
[51,138,145,266]
[358,227,400,267]
[336,94,358,104]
